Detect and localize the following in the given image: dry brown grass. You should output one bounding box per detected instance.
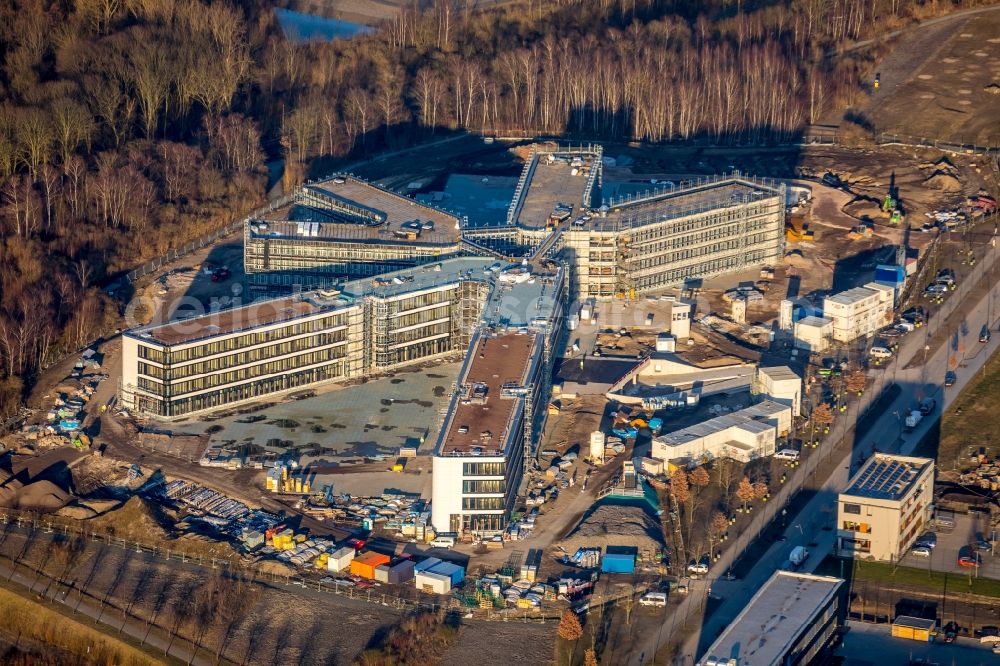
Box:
[0,585,166,666]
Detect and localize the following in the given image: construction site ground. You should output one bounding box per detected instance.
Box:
[866,10,1000,146]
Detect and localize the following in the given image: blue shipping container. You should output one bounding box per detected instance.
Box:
[601,553,636,574]
[427,561,465,585]
[414,557,443,573]
[875,265,906,285]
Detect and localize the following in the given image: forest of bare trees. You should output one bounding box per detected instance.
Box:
[0,0,992,417]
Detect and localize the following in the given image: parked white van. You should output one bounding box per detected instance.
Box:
[639,592,667,607]
[869,346,893,359]
[430,536,456,549]
[774,449,801,462]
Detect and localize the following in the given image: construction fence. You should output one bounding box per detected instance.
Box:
[124,192,295,285]
[0,510,645,625]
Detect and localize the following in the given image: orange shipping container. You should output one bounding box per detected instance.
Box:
[350,551,391,579]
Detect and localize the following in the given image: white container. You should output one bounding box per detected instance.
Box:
[415,571,452,594]
[327,546,355,573]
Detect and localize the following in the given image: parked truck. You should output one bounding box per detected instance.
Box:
[904,409,923,432]
[789,546,810,569]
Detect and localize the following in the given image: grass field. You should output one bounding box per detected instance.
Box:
[0,584,174,666]
[817,556,1000,598]
[937,350,1000,472]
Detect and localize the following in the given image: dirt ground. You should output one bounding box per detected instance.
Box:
[868,10,1000,146]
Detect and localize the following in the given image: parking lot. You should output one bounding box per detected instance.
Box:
[897,512,1000,576]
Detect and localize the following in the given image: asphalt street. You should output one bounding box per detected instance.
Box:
[664,239,1000,665]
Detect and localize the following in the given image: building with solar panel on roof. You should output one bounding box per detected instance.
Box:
[836,453,934,561]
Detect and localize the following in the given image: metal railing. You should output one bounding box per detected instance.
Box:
[125,193,295,284]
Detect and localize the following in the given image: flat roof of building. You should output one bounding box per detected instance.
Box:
[129,258,495,347]
[512,151,599,229]
[140,298,320,346]
[825,286,878,306]
[438,332,539,456]
[657,400,788,449]
[796,315,832,327]
[843,454,934,502]
[758,366,800,383]
[595,178,782,231]
[700,571,843,666]
[252,175,461,245]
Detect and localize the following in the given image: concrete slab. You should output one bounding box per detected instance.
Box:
[194,361,462,462]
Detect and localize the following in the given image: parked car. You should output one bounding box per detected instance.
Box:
[945,371,957,387]
[915,533,937,549]
[943,621,959,643]
[687,560,709,575]
[981,324,992,344]
[919,399,937,416]
[911,546,931,557]
[959,554,982,568]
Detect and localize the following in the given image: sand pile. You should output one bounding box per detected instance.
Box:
[0,477,72,511]
[88,495,174,541]
[560,503,665,555]
[924,171,962,192]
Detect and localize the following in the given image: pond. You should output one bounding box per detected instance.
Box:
[274,7,373,42]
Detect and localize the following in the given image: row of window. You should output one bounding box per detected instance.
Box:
[462,480,505,494]
[137,312,350,365]
[386,306,453,331]
[140,330,350,380]
[842,521,872,533]
[165,361,345,417]
[631,231,778,271]
[463,462,506,477]
[462,497,504,510]
[377,337,453,368]
[630,204,779,242]
[168,351,346,398]
[387,320,451,346]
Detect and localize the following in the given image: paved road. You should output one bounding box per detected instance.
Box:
[837,621,996,665]
[0,555,211,665]
[652,237,1000,665]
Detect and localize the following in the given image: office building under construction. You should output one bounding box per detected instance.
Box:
[464,145,787,299]
[244,175,466,294]
[122,259,491,418]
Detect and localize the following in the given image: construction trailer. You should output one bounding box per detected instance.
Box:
[350,551,391,579]
[891,616,935,642]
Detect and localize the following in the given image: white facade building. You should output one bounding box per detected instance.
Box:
[652,400,791,464]
[822,282,894,343]
[753,365,802,416]
[836,454,935,561]
[794,315,833,352]
[431,330,545,536]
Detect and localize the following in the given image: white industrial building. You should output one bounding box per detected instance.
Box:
[431,330,546,536]
[822,282,895,343]
[752,365,802,416]
[652,400,792,464]
[793,315,833,352]
[430,267,564,538]
[697,570,844,666]
[836,453,935,561]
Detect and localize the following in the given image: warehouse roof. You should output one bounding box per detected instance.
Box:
[698,571,843,666]
[757,366,800,383]
[796,315,832,328]
[843,454,933,501]
[824,286,879,306]
[656,400,789,449]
